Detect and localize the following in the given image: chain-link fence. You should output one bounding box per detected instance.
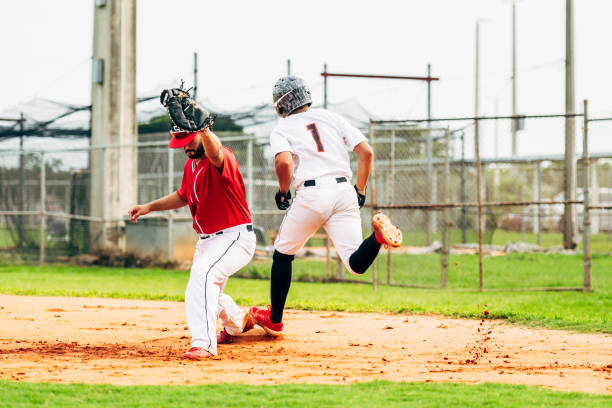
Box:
[1,104,609,292]
[366,107,607,291]
[0,132,365,266]
[0,133,285,264]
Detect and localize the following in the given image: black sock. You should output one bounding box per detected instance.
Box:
[270,250,294,324]
[348,233,382,274]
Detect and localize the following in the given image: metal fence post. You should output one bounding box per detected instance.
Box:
[247,136,254,209]
[460,131,467,243]
[475,120,484,291]
[18,112,25,248]
[325,235,331,280]
[582,99,591,292]
[101,147,107,245]
[481,163,487,233]
[535,162,542,246]
[387,129,395,284]
[39,152,46,264]
[441,128,450,288]
[323,64,328,109]
[426,124,433,245]
[167,147,174,261]
[370,120,377,291]
[521,168,527,242]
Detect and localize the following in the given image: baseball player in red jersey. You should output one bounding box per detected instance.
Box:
[128,121,256,359]
[250,76,402,336]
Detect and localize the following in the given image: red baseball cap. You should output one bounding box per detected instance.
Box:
[169,128,197,148]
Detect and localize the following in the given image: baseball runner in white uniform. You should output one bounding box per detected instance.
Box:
[250,76,402,336]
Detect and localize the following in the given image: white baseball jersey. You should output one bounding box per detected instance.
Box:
[270,108,367,188]
[270,108,368,274]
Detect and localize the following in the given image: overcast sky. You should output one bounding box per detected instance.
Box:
[1,0,611,157]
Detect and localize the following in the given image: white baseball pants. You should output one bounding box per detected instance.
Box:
[274,177,363,273]
[185,224,256,355]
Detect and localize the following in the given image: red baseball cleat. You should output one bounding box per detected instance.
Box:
[242,312,255,333]
[218,312,256,344]
[372,212,403,248]
[183,347,213,360]
[217,328,234,344]
[249,305,283,337]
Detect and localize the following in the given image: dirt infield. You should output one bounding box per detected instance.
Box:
[0,295,610,394]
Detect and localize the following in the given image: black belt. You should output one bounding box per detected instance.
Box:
[200,224,253,240]
[304,177,347,187]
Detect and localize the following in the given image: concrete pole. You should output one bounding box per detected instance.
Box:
[193,52,198,101]
[511,0,518,156]
[563,0,577,249]
[90,0,138,249]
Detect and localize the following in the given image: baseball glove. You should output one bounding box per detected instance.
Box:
[160,81,214,132]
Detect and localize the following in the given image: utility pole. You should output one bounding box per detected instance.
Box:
[193,52,198,101]
[287,59,291,76]
[511,0,518,156]
[475,21,484,291]
[563,0,576,249]
[90,0,138,249]
[426,63,433,245]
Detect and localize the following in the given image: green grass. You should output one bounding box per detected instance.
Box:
[0,255,610,333]
[399,228,612,253]
[247,252,612,289]
[0,380,609,408]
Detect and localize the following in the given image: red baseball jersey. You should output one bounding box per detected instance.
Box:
[176,146,251,234]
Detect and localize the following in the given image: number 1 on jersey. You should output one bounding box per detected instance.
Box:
[306,123,324,152]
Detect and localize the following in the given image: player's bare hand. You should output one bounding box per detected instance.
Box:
[128,204,150,223]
